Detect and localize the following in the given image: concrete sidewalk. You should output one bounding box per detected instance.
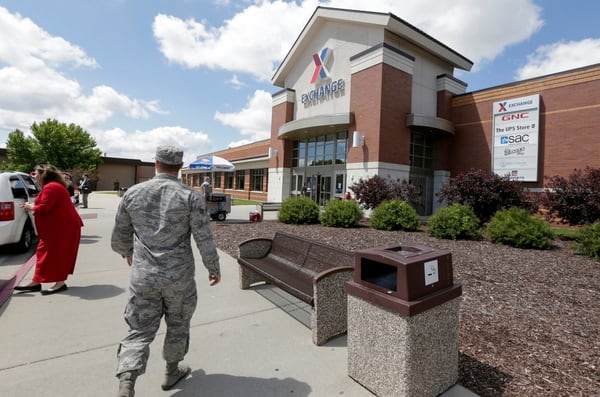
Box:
[0,193,476,397]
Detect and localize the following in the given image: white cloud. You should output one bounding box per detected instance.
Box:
[0,6,165,139]
[214,90,272,145]
[152,0,544,79]
[227,74,246,89]
[0,7,97,69]
[516,39,600,80]
[152,2,314,81]
[327,0,544,67]
[93,125,212,165]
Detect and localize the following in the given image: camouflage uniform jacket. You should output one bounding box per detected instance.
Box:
[111,173,220,287]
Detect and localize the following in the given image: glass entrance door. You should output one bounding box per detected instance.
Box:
[409,173,433,215]
[334,172,345,199]
[319,175,332,205]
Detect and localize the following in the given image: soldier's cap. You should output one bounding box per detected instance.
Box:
[155,145,183,165]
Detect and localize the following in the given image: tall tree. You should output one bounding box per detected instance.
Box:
[3,119,102,172]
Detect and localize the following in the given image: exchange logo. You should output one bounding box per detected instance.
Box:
[311,47,331,84]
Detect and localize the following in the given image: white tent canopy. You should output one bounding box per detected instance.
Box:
[188,155,235,172]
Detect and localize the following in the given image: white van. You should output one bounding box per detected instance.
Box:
[0,171,40,252]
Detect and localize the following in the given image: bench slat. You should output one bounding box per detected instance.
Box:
[270,232,311,264]
[240,257,313,304]
[304,242,354,273]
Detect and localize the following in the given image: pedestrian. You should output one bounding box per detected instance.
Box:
[200,176,212,198]
[14,164,83,295]
[79,173,91,208]
[111,145,221,397]
[63,173,77,204]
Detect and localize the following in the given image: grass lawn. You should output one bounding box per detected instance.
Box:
[232,198,260,205]
[552,226,580,240]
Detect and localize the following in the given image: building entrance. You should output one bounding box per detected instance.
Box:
[290,131,348,205]
[304,173,332,205]
[410,130,435,215]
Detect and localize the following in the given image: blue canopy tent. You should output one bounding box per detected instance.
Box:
[188,155,235,171]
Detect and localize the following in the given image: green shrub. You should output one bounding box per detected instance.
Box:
[487,208,554,249]
[427,204,480,240]
[370,199,420,231]
[438,168,534,224]
[320,199,363,228]
[278,196,320,224]
[572,221,600,259]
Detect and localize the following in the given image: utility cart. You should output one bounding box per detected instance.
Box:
[206,192,231,221]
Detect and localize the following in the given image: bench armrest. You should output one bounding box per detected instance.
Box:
[238,238,273,259]
[312,266,354,345]
[313,266,354,284]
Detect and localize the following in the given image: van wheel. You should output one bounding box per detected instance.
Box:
[216,212,227,221]
[15,222,34,253]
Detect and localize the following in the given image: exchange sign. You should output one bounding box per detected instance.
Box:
[492,94,540,182]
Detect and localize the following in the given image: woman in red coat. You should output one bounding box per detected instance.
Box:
[14,164,84,295]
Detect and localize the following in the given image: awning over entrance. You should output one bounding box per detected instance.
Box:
[406,114,455,135]
[278,112,353,140]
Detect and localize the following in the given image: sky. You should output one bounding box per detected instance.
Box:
[1,0,600,166]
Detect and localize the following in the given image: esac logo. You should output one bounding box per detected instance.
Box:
[500,134,529,144]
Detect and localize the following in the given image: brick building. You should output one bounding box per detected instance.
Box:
[182,7,600,214]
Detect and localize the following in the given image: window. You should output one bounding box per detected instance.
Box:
[336,131,347,164]
[315,135,325,165]
[213,172,222,188]
[251,169,265,191]
[410,131,434,169]
[292,174,304,194]
[324,133,335,165]
[225,172,234,189]
[293,130,347,168]
[307,138,316,166]
[235,170,245,190]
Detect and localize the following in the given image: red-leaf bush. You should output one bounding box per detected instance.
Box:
[438,168,534,224]
[349,175,420,210]
[542,167,600,225]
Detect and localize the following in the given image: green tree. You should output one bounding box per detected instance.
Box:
[3,119,102,172]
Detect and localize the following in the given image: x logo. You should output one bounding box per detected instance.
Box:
[311,48,330,84]
[498,102,507,112]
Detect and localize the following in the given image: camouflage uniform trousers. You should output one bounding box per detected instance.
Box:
[116,277,198,376]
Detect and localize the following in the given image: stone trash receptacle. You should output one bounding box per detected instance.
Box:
[345,243,462,397]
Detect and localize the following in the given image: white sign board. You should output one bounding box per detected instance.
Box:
[424,260,439,286]
[492,94,540,181]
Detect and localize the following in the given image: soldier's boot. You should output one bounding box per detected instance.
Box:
[161,361,191,391]
[117,371,136,397]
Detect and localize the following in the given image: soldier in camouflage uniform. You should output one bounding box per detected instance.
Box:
[111,145,221,397]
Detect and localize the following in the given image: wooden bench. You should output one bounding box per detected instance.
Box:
[237,232,354,345]
[256,202,282,219]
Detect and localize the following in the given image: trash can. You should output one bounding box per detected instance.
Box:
[345,243,462,397]
[249,210,261,222]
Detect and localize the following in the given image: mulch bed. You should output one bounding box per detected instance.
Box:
[210,220,600,397]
